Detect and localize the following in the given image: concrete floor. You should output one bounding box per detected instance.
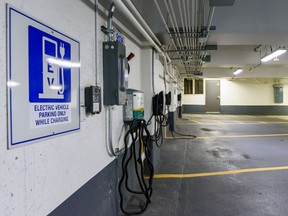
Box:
[141,114,288,216]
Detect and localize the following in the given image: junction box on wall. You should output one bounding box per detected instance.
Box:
[85,86,102,114]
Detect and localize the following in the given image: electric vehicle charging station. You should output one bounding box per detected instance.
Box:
[101,3,154,215]
[123,89,144,122]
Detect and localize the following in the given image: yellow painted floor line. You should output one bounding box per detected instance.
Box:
[259,121,266,124]
[234,121,244,124]
[243,115,257,118]
[186,114,200,117]
[190,120,202,124]
[165,133,288,139]
[153,166,288,179]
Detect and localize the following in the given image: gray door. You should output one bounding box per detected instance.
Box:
[205,80,220,113]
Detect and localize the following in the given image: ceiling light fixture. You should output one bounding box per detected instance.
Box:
[233,69,243,75]
[261,48,286,62]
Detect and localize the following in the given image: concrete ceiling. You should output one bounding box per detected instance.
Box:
[100,0,288,79]
[130,0,288,78]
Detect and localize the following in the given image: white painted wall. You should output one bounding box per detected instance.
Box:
[154,54,166,94]
[141,49,153,120]
[140,49,167,133]
[183,94,205,105]
[127,39,142,90]
[0,1,147,215]
[221,79,288,105]
[183,78,288,106]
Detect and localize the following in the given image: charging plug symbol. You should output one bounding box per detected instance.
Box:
[39,37,65,99]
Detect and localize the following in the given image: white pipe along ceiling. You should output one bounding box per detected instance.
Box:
[99,0,288,79]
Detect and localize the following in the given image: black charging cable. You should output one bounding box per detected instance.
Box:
[147,112,169,147]
[118,120,154,215]
[171,130,197,139]
[167,106,196,139]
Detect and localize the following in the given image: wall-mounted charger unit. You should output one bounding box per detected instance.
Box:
[85,86,102,114]
[123,89,144,122]
[177,94,182,102]
[165,92,171,106]
[152,91,164,116]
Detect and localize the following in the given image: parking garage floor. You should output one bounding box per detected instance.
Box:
[141,114,288,216]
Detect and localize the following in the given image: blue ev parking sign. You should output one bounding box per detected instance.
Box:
[28,26,73,128]
[29,26,71,103]
[7,6,80,148]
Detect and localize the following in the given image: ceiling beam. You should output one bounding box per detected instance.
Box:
[166,45,217,53]
[209,0,235,6]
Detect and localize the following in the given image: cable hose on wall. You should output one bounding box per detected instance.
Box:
[167,106,197,139]
[147,114,169,147]
[118,120,154,215]
[171,130,196,139]
[147,109,196,144]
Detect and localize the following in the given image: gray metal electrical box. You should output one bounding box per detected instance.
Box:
[273,84,283,103]
[103,41,128,105]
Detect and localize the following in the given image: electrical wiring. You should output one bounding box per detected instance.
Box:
[147,113,169,148]
[152,48,156,96]
[118,120,154,215]
[147,90,170,148]
[160,58,195,140]
[171,130,196,139]
[167,105,197,139]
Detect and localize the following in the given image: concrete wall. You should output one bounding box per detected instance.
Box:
[183,78,288,114]
[221,79,288,105]
[0,1,167,215]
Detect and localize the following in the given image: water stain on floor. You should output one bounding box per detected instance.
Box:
[206,147,233,158]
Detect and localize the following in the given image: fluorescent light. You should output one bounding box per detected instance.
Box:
[47,58,81,68]
[233,69,243,75]
[261,48,286,62]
